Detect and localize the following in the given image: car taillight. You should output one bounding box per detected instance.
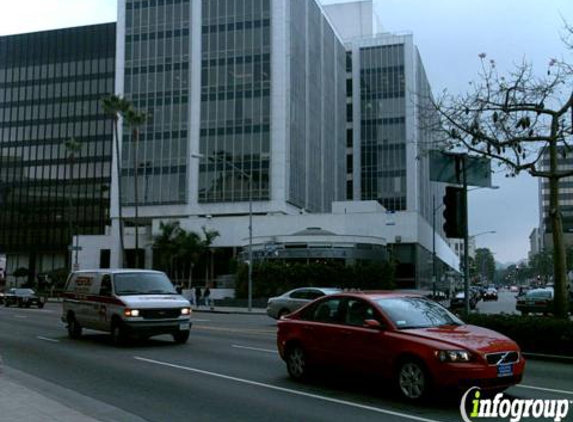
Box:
[534,300,547,305]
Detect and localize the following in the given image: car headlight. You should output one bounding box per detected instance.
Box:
[435,350,472,363]
[181,307,191,316]
[124,309,140,317]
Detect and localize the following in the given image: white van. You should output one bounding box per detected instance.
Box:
[61,269,192,345]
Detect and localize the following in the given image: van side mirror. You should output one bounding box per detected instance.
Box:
[363,319,385,330]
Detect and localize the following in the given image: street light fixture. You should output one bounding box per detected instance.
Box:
[191,152,254,311]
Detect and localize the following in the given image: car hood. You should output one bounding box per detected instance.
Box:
[119,295,190,308]
[401,324,518,354]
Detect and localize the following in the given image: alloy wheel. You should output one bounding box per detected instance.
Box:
[398,361,426,400]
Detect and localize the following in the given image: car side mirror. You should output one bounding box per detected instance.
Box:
[363,319,385,330]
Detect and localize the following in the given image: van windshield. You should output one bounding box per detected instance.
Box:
[113,272,177,295]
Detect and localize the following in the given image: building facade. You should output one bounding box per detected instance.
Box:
[0,24,116,283]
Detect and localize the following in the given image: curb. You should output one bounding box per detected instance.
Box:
[193,308,267,316]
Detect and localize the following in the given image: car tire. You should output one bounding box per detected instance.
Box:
[111,321,128,347]
[285,344,309,381]
[67,315,83,339]
[173,330,190,344]
[396,358,431,401]
[38,302,44,309]
[278,309,290,319]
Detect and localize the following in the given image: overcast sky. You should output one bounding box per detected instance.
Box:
[1,0,572,263]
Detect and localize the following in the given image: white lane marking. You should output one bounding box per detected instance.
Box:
[14,315,27,319]
[232,344,278,354]
[134,356,444,422]
[37,336,60,343]
[190,319,211,322]
[515,384,573,396]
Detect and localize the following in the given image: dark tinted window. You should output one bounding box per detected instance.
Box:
[113,272,176,295]
[290,289,309,299]
[307,290,325,300]
[344,299,377,326]
[311,298,342,323]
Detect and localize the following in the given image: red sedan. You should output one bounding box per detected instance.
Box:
[277,292,525,401]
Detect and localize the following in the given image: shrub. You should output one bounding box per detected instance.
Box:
[463,313,573,355]
[235,261,395,299]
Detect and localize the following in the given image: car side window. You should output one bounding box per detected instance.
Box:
[307,290,325,300]
[311,298,342,323]
[344,299,376,326]
[290,290,308,299]
[100,275,112,296]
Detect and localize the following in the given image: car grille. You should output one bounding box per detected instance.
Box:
[140,309,180,319]
[485,351,519,365]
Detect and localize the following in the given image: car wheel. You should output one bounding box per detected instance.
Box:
[286,344,308,381]
[17,300,23,308]
[111,321,128,347]
[278,309,290,319]
[397,359,430,401]
[4,301,9,307]
[38,302,44,309]
[67,315,83,339]
[173,330,190,344]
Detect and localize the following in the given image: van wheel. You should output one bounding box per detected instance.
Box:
[67,315,83,339]
[111,321,128,347]
[173,330,190,344]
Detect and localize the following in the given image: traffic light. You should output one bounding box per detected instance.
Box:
[443,186,465,238]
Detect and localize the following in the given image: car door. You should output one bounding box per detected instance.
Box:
[286,289,313,312]
[296,296,345,366]
[337,298,393,374]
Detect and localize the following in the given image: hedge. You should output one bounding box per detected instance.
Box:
[235,261,395,300]
[463,313,573,355]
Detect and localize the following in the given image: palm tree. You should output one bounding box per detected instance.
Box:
[201,226,220,287]
[123,107,148,268]
[153,221,181,276]
[176,229,203,288]
[63,138,82,272]
[102,95,131,267]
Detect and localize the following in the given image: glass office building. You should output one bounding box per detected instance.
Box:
[0,24,115,278]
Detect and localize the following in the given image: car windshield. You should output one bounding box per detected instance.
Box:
[15,288,34,296]
[375,297,464,329]
[113,272,177,295]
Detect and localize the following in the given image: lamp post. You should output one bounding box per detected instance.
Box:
[191,152,253,311]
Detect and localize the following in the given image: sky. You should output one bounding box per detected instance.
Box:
[1,0,572,264]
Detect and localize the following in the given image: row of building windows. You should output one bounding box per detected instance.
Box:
[0,58,115,83]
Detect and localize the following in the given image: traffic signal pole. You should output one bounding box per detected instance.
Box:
[462,156,470,315]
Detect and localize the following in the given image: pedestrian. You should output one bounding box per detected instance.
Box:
[204,286,211,308]
[194,286,202,308]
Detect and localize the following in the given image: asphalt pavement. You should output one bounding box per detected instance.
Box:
[1,299,572,422]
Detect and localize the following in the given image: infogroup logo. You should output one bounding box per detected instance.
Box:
[460,387,570,422]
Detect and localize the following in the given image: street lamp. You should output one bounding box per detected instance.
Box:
[191,152,254,311]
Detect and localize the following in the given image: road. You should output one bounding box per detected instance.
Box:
[1,302,572,422]
[474,290,519,314]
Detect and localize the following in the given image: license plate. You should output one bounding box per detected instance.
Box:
[497,363,513,377]
[179,322,190,331]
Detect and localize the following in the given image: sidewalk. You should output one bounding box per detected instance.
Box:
[0,362,147,422]
[0,368,102,422]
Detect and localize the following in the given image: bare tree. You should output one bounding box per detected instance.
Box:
[428,30,573,318]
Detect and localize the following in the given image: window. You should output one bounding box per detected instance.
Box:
[100,275,112,296]
[345,299,376,326]
[311,298,342,323]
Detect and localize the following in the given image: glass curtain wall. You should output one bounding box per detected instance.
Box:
[198,0,271,203]
[359,44,406,211]
[0,24,115,258]
[123,0,191,205]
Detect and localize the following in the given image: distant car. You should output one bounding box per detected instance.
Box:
[4,288,45,308]
[450,291,478,310]
[266,287,341,319]
[277,291,525,401]
[483,287,498,301]
[509,285,519,293]
[516,288,554,316]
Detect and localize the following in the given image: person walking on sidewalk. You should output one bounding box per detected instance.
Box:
[194,286,202,309]
[204,286,212,309]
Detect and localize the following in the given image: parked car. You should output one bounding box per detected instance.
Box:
[450,291,478,310]
[267,287,341,319]
[516,286,531,299]
[277,292,525,401]
[516,288,554,316]
[4,288,45,308]
[483,287,498,301]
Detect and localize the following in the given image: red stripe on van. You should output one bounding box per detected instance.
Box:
[63,292,125,306]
